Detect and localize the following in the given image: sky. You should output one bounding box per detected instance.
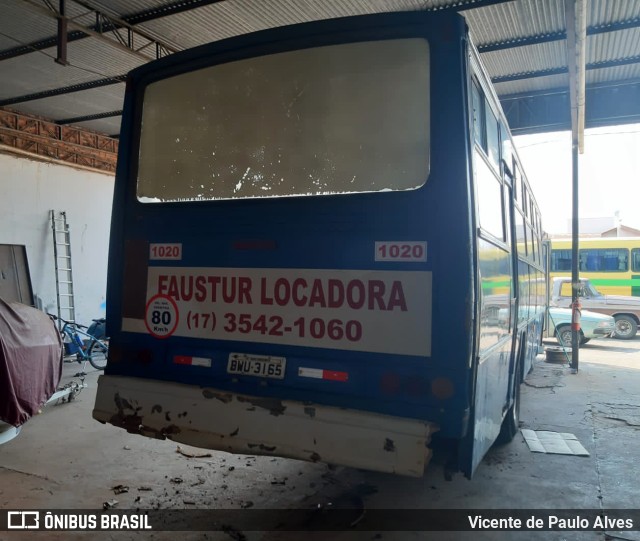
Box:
[513,123,640,235]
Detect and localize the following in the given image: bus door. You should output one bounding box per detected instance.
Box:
[502,162,521,412]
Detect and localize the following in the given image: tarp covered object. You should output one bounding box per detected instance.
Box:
[0,299,63,426]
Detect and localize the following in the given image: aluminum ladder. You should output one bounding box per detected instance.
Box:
[50,210,76,325]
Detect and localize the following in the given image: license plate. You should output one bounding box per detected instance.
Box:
[227,353,286,379]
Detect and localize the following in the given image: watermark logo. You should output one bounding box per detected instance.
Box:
[8,511,39,529]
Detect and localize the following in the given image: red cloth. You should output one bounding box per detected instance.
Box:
[0,299,63,426]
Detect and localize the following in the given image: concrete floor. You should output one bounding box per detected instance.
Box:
[1,335,639,541]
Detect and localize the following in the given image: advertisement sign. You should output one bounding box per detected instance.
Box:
[123,267,432,357]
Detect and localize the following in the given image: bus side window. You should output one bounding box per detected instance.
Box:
[527,224,535,261]
[515,209,526,259]
[485,101,500,170]
[618,252,628,271]
[632,248,640,272]
[529,199,535,224]
[503,186,511,244]
[579,248,628,272]
[476,154,504,241]
[579,250,591,271]
[551,249,571,271]
[500,122,512,178]
[472,80,484,149]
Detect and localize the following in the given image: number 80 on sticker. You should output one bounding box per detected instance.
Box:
[145,294,179,339]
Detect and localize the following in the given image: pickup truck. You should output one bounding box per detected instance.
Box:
[551,277,640,339]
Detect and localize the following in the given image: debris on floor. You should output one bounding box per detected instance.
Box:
[103,499,118,509]
[189,477,206,487]
[271,478,287,485]
[111,484,129,495]
[521,429,589,456]
[176,445,213,458]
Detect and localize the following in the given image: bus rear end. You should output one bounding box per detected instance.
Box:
[94,12,474,477]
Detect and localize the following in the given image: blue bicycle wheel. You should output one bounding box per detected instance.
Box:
[88,340,108,370]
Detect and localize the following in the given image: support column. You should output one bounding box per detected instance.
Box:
[565,0,587,373]
[56,0,69,66]
[570,140,580,372]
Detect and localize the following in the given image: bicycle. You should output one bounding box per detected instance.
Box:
[48,314,109,370]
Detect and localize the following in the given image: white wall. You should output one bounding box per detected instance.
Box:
[0,152,114,324]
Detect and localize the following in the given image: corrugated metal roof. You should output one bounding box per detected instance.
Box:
[135,0,439,50]
[0,0,60,44]
[587,63,640,84]
[588,28,640,63]
[589,0,640,26]
[481,41,568,76]
[73,116,123,135]
[0,50,103,100]
[464,0,566,43]
[61,36,147,75]
[0,38,142,101]
[0,0,638,137]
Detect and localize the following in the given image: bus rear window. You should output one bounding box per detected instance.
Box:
[137,39,430,202]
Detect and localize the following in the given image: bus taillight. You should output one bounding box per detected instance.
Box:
[380,373,401,395]
[431,377,454,400]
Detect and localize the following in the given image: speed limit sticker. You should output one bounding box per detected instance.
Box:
[145,294,179,339]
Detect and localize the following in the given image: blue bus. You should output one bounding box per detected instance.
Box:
[93,10,546,478]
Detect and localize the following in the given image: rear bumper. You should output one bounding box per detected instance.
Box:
[93,375,437,477]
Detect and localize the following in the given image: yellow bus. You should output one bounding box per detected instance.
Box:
[550,237,640,296]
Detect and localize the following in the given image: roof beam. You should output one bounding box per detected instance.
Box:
[501,77,640,100]
[491,55,640,84]
[56,110,122,125]
[20,0,165,62]
[501,79,640,135]
[119,0,226,24]
[478,31,566,52]
[478,17,640,53]
[0,76,124,107]
[23,0,154,61]
[0,0,223,61]
[588,55,640,70]
[428,0,517,11]
[0,30,86,61]
[492,67,568,83]
[72,0,180,55]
